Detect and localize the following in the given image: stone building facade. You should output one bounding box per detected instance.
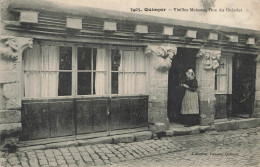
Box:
[0,0,260,148]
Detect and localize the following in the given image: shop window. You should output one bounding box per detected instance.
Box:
[59,47,72,96]
[215,55,232,94]
[23,43,146,98]
[77,47,108,95]
[23,45,72,97]
[111,49,146,95]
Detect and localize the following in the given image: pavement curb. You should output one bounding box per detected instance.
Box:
[16,118,260,151]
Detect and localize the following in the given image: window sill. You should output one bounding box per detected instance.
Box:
[214,92,232,95]
[22,94,149,100]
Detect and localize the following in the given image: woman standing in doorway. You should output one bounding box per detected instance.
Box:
[180,69,199,117]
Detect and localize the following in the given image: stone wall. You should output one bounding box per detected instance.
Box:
[0,39,21,147]
[0,34,33,147]
[145,44,177,132]
[196,49,221,126]
[253,55,260,118]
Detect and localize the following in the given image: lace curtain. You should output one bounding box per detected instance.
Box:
[23,46,145,97]
[118,50,145,94]
[23,45,59,97]
[95,48,107,95]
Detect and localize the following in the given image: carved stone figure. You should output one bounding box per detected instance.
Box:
[197,49,221,70]
[0,36,33,61]
[145,44,177,72]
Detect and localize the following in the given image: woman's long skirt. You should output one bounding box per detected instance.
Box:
[180,89,199,114]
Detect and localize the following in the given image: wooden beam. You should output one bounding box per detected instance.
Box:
[246,37,255,45]
[135,25,148,34]
[20,11,38,24]
[185,30,197,38]
[208,32,218,40]
[229,35,238,43]
[162,26,173,36]
[103,21,117,31]
[66,18,82,30]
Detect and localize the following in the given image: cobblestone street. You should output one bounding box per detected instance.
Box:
[111,127,260,167]
[1,127,259,167]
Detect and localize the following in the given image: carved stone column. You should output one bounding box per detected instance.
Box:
[196,49,221,126]
[0,36,33,149]
[253,55,260,118]
[145,44,177,132]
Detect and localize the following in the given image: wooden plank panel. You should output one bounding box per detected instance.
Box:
[92,99,109,132]
[110,98,130,130]
[76,99,93,134]
[49,100,74,137]
[214,95,227,119]
[129,97,148,128]
[21,101,50,140]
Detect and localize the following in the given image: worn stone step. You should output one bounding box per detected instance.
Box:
[17,130,152,151]
[214,118,260,132]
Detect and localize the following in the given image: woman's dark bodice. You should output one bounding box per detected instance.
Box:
[183,78,198,92]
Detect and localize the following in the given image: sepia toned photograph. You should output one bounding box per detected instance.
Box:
[0,0,259,166]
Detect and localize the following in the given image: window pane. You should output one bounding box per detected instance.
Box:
[78,47,91,70]
[215,75,227,91]
[124,72,135,94]
[111,72,119,94]
[42,46,59,71]
[111,49,121,71]
[93,48,97,70]
[94,72,107,95]
[59,46,72,70]
[41,72,59,97]
[136,73,146,94]
[123,51,135,72]
[58,72,72,96]
[23,45,41,70]
[218,57,227,74]
[135,51,145,72]
[78,72,91,95]
[24,71,41,97]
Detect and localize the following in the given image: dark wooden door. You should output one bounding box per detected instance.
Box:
[232,54,256,116]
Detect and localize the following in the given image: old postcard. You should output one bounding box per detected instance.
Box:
[0,0,259,166]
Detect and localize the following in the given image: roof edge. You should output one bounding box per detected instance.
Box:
[8,0,260,36]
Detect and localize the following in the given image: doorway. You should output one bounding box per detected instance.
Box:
[232,54,256,118]
[168,48,199,125]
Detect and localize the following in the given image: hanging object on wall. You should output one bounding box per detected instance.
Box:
[145,44,177,72]
[197,49,221,70]
[0,36,33,61]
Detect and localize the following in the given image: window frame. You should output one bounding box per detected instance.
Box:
[214,53,233,95]
[22,41,147,100]
[110,49,147,95]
